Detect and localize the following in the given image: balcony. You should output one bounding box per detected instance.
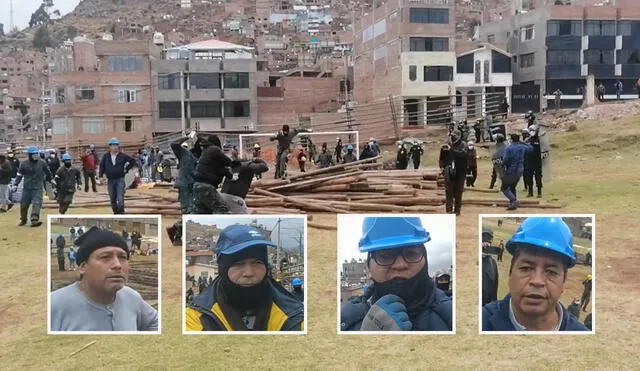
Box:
[546,65,582,79]
[546,36,581,51]
[587,36,616,50]
[588,65,615,78]
[621,65,640,78]
[621,36,640,50]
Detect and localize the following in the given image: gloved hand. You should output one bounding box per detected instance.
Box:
[77,185,82,191]
[11,185,17,193]
[359,294,412,331]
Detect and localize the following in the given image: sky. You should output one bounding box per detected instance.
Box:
[0,0,81,31]
[184,216,306,253]
[338,215,455,277]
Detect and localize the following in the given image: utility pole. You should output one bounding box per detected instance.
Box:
[180,71,186,135]
[9,0,14,33]
[41,82,48,148]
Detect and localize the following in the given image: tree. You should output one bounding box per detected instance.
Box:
[33,26,53,51]
[0,23,4,37]
[29,0,60,28]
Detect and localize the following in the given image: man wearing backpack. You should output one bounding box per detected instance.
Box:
[340,217,452,332]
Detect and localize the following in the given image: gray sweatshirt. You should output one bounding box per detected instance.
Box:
[50,282,158,332]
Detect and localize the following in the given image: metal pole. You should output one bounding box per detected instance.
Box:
[41,82,47,148]
[180,71,186,135]
[276,218,281,275]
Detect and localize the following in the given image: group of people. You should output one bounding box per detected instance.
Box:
[137,146,172,182]
[395,142,424,170]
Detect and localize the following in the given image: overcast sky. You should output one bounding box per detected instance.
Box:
[0,0,81,31]
[338,215,455,277]
[184,216,305,253]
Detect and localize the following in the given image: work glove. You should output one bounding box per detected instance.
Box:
[359,294,412,331]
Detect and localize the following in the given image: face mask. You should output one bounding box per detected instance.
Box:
[64,162,72,168]
[372,263,433,316]
[29,155,38,162]
[50,154,56,158]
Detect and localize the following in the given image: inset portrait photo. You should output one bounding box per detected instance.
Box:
[47,215,161,334]
[479,215,595,334]
[183,215,306,333]
[338,214,455,334]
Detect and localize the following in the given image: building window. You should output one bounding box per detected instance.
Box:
[547,50,581,65]
[55,87,65,104]
[123,117,135,132]
[487,34,495,44]
[617,50,640,64]
[158,74,181,89]
[483,60,490,83]
[457,54,474,74]
[52,117,73,135]
[521,25,535,41]
[224,101,250,117]
[492,51,511,73]
[189,73,220,89]
[519,53,535,68]
[547,20,582,36]
[423,66,453,82]
[82,118,104,133]
[190,101,221,118]
[584,50,614,65]
[617,21,640,36]
[373,19,386,38]
[409,65,417,81]
[373,45,387,60]
[116,89,137,103]
[159,102,182,118]
[409,37,449,52]
[107,56,143,72]
[475,60,481,83]
[409,8,450,24]
[76,86,95,101]
[362,25,374,42]
[584,21,615,36]
[224,73,250,89]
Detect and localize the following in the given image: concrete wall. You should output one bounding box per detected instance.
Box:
[401,51,456,97]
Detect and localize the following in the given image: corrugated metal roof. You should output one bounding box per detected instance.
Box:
[184,39,254,51]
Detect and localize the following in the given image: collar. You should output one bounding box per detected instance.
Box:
[508,297,563,331]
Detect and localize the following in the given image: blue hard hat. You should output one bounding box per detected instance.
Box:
[506,217,576,268]
[362,283,369,291]
[108,138,120,146]
[346,144,354,150]
[25,146,39,155]
[359,217,431,253]
[215,224,277,255]
[62,153,72,161]
[292,278,302,286]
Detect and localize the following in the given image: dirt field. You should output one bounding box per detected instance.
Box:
[1,111,640,369]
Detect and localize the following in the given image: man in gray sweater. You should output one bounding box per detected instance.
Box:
[50,227,158,332]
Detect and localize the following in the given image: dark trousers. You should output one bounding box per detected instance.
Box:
[298,160,306,172]
[20,187,43,223]
[489,166,498,188]
[637,87,640,99]
[57,191,74,214]
[501,172,521,205]
[178,186,194,214]
[445,178,465,214]
[58,257,65,271]
[84,171,97,192]
[581,291,591,311]
[192,182,230,214]
[475,130,481,143]
[466,167,477,187]
[107,177,126,214]
[523,166,543,193]
[275,150,288,179]
[412,157,420,169]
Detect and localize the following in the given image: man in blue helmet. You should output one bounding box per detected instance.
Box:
[54,153,82,214]
[290,278,304,302]
[12,145,52,227]
[186,225,304,331]
[99,138,135,214]
[341,217,452,332]
[342,144,357,164]
[482,217,589,331]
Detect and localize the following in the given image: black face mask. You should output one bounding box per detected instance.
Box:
[372,263,434,317]
[64,162,72,168]
[29,155,38,162]
[293,286,302,292]
[436,281,450,292]
[220,273,270,311]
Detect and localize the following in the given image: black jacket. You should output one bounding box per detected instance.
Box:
[8,157,20,178]
[0,160,12,184]
[55,166,82,194]
[439,142,468,180]
[99,152,135,180]
[194,145,231,187]
[221,159,269,198]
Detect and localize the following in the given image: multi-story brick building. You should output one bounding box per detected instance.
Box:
[480,0,640,111]
[49,39,160,147]
[152,39,258,140]
[352,0,457,125]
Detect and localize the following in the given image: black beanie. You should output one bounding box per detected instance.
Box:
[75,227,129,265]
[217,245,269,275]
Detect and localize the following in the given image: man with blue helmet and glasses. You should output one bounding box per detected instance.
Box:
[482,217,589,331]
[291,277,304,302]
[342,144,357,164]
[12,145,52,227]
[54,153,82,214]
[99,138,135,214]
[186,224,304,331]
[341,217,452,332]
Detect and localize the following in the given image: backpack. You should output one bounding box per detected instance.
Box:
[482,255,499,306]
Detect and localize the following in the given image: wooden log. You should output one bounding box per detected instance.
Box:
[245,198,286,207]
[327,201,407,212]
[251,178,291,188]
[403,206,444,212]
[308,222,337,230]
[289,155,382,181]
[464,198,541,205]
[464,187,501,194]
[252,187,349,213]
[248,207,305,214]
[463,201,563,209]
[286,194,349,201]
[265,169,361,192]
[369,197,445,206]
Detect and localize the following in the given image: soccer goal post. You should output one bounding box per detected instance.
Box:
[238,130,360,161]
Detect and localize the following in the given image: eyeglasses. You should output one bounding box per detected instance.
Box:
[371,247,424,267]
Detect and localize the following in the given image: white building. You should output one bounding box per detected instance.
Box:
[454,43,513,121]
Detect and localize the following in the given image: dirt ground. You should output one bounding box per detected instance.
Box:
[1,111,640,369]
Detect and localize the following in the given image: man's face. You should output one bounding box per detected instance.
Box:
[509,250,566,318]
[369,246,426,283]
[227,258,267,287]
[109,144,119,153]
[80,247,129,294]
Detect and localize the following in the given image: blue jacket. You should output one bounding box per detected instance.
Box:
[482,294,589,331]
[341,284,452,331]
[186,277,304,331]
[99,152,135,180]
[502,142,532,175]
